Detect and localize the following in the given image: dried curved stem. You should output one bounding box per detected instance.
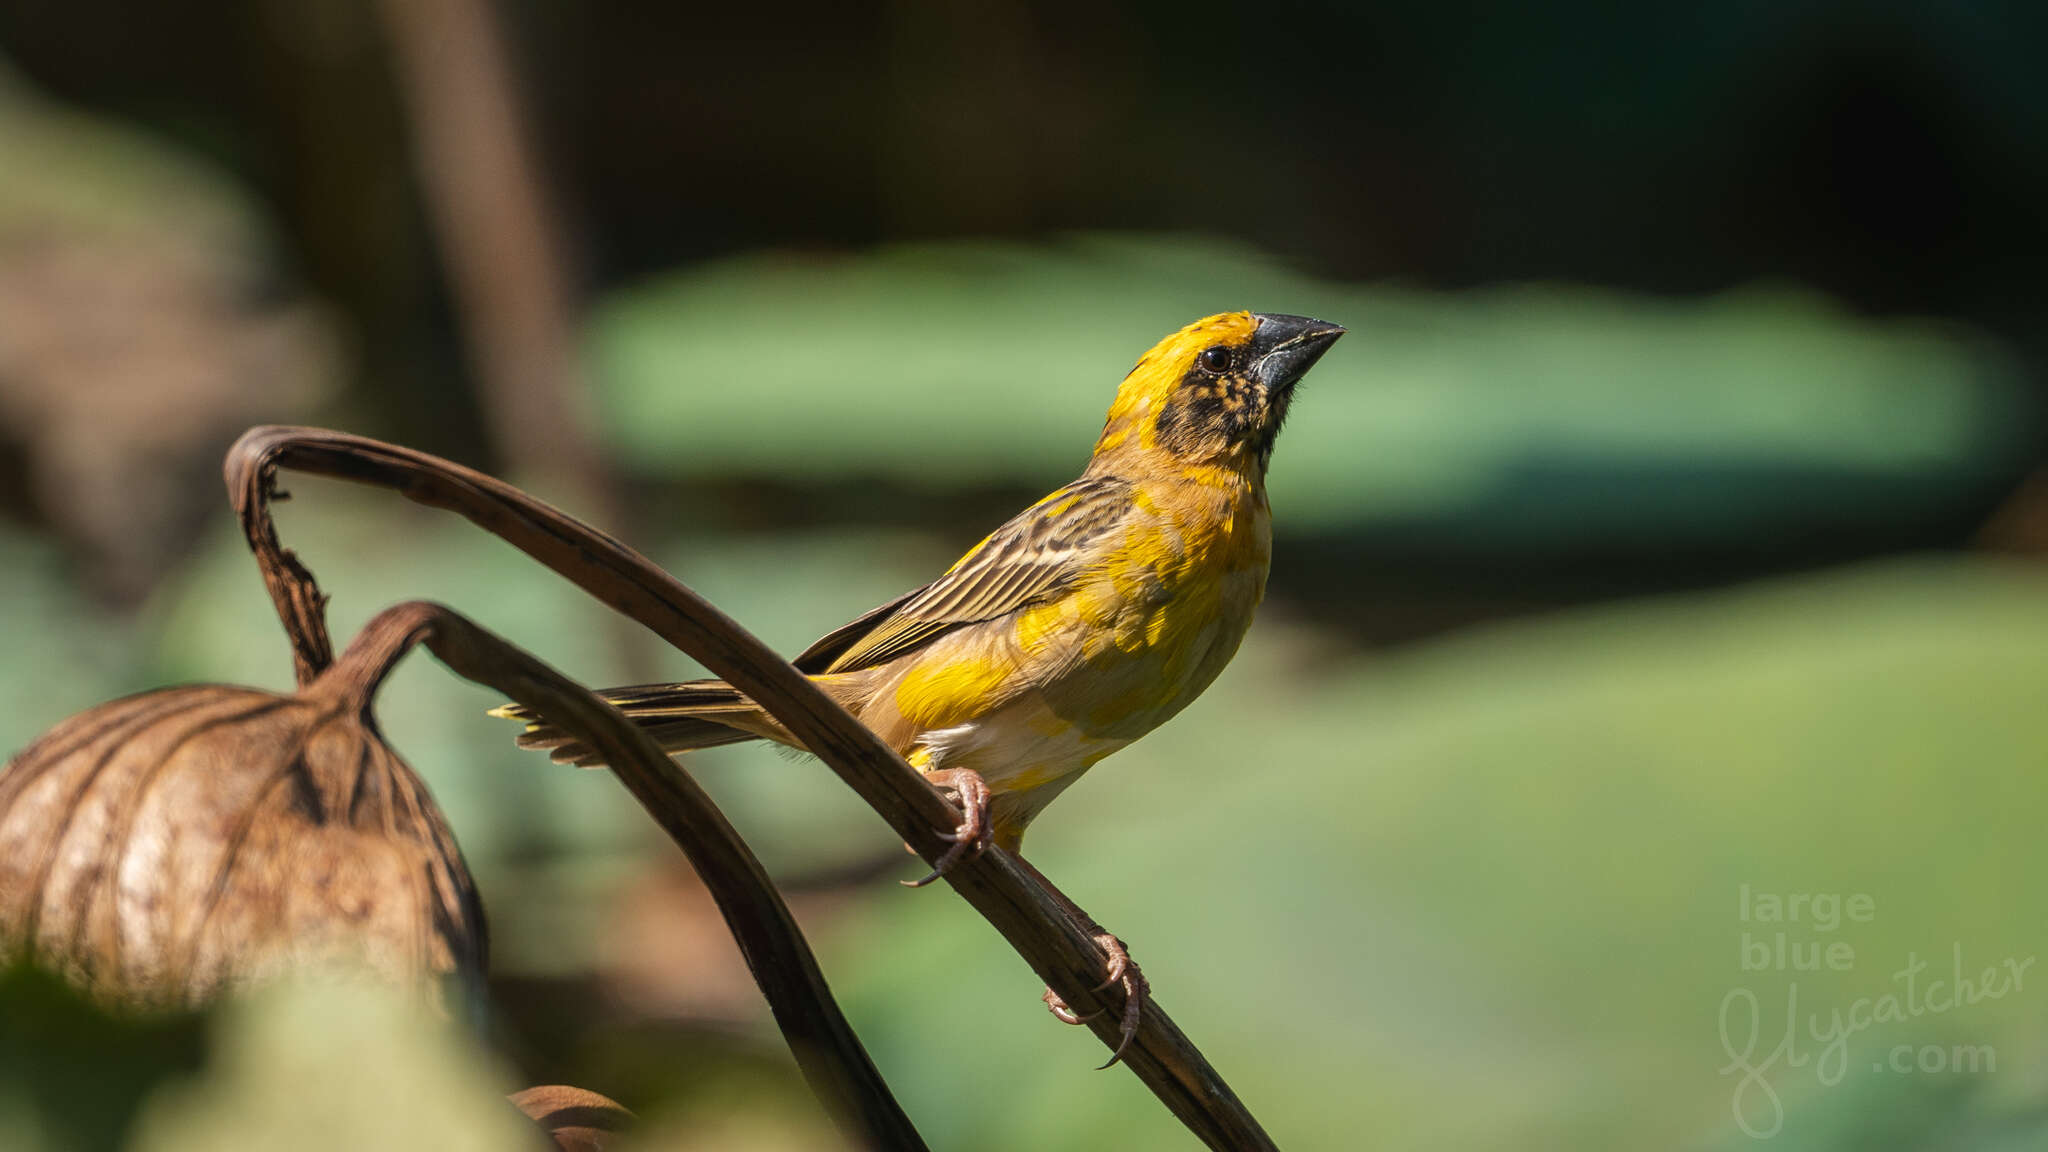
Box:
[231,463,332,687]
[227,425,1279,1151]
[317,600,928,1151]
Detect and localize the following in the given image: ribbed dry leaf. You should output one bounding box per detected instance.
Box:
[0,674,484,1012]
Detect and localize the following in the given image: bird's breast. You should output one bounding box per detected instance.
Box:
[883,482,1270,764]
[1027,484,1270,738]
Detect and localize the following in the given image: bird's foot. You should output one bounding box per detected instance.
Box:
[901,768,993,888]
[1043,930,1149,1068]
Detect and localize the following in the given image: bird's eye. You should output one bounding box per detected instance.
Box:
[1199,346,1234,373]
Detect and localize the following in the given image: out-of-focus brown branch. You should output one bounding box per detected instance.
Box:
[375,0,659,685]
[372,0,597,490]
[226,425,1280,1151]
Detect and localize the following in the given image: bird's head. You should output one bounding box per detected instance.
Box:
[1092,311,1345,474]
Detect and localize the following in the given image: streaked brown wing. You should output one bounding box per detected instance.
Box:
[798,475,1134,675]
[792,585,925,673]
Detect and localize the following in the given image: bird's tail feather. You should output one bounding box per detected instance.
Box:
[490,680,768,767]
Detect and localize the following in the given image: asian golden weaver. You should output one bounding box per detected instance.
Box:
[497,310,1342,1045]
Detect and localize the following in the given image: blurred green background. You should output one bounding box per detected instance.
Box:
[2,1,2047,1149]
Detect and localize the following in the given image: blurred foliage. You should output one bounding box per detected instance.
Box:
[0,229,2036,1145]
[5,0,2047,328]
[126,980,530,1152]
[1,0,2044,1145]
[596,235,2032,551]
[0,58,260,256]
[835,556,2048,1150]
[0,967,205,1152]
[24,480,2034,1149]
[0,525,137,755]
[0,967,529,1152]
[0,58,334,599]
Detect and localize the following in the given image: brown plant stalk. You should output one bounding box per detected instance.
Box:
[335,600,926,1150]
[227,425,1279,1151]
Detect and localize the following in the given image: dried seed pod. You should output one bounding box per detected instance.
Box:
[0,651,484,1012]
[509,1085,633,1152]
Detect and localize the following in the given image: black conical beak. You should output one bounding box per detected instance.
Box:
[1248,313,1345,390]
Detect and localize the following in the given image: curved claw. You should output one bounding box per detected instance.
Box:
[900,768,993,887]
[1096,972,1146,1069]
[1093,944,1128,994]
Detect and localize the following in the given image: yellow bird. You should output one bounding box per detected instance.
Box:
[499,310,1342,1045]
